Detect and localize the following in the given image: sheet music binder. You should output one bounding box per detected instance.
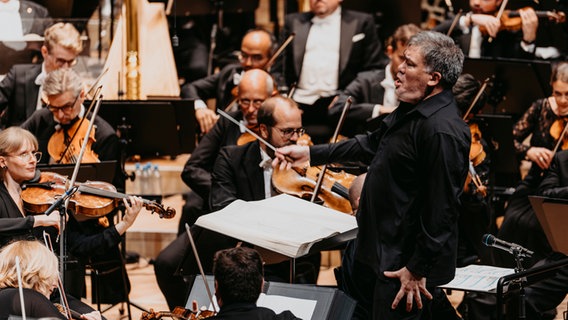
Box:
[185,275,356,320]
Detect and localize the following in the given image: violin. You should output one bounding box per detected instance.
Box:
[47,117,100,164]
[21,172,175,220]
[272,166,354,214]
[479,7,566,36]
[141,306,215,320]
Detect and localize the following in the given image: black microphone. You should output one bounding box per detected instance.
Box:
[482,234,534,258]
[44,186,78,216]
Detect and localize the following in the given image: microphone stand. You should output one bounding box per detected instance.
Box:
[510,246,529,320]
[55,89,105,286]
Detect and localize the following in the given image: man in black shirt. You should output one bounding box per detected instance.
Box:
[275,31,470,319]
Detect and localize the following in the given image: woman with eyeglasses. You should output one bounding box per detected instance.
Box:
[0,126,60,247]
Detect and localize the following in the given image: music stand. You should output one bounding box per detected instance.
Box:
[529,196,568,255]
[463,58,552,115]
[185,275,356,320]
[97,99,196,158]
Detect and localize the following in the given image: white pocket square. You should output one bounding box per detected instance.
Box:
[352,33,365,42]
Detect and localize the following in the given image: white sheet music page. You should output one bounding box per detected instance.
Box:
[440,265,515,292]
[257,293,316,320]
[195,194,357,257]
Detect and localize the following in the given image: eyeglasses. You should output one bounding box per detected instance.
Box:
[9,151,42,162]
[238,52,266,64]
[46,94,79,113]
[238,99,264,108]
[273,127,305,139]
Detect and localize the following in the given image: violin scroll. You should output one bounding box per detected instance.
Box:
[143,200,176,219]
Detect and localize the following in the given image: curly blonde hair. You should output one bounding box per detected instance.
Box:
[0,240,59,298]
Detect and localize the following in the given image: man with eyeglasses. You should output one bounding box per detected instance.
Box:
[20,68,120,187]
[0,22,82,128]
[157,96,318,308]
[181,28,276,134]
[155,68,277,309]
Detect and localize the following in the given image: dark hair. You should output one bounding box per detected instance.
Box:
[257,96,298,128]
[453,74,487,116]
[407,31,464,89]
[213,247,263,305]
[387,23,421,51]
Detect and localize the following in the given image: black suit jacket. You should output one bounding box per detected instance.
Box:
[210,141,265,212]
[181,63,242,108]
[330,69,387,136]
[282,9,383,91]
[540,150,568,198]
[0,63,42,127]
[181,111,243,202]
[210,302,299,320]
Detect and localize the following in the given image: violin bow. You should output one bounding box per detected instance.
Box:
[310,96,352,203]
[15,256,27,320]
[489,0,509,43]
[43,232,73,320]
[217,109,279,153]
[184,223,218,314]
[262,33,295,71]
[551,118,568,155]
[462,77,492,121]
[447,9,463,36]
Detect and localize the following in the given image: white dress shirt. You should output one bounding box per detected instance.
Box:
[294,7,341,105]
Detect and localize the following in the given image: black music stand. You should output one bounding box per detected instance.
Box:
[529,196,568,255]
[97,99,196,158]
[170,0,259,74]
[463,58,552,115]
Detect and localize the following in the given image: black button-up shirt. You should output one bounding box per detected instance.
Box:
[311,89,470,286]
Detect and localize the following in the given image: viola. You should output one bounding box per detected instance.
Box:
[47,118,100,164]
[21,172,175,220]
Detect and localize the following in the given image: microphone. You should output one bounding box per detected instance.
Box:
[44,186,78,216]
[482,234,534,258]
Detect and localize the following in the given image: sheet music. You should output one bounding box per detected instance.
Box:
[257,293,316,320]
[440,265,514,292]
[195,194,357,257]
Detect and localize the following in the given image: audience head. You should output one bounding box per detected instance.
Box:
[237,69,276,126]
[41,23,83,73]
[310,0,342,18]
[240,29,275,71]
[0,240,59,298]
[213,247,264,307]
[42,68,85,125]
[551,62,568,114]
[386,24,421,77]
[0,127,40,183]
[396,31,463,104]
[258,96,304,150]
[453,73,488,118]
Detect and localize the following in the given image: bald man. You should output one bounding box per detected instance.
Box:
[156,69,276,310]
[181,28,276,134]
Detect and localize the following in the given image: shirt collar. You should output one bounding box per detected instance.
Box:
[259,147,272,169]
[0,0,20,12]
[404,89,455,118]
[311,6,341,25]
[34,63,47,86]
